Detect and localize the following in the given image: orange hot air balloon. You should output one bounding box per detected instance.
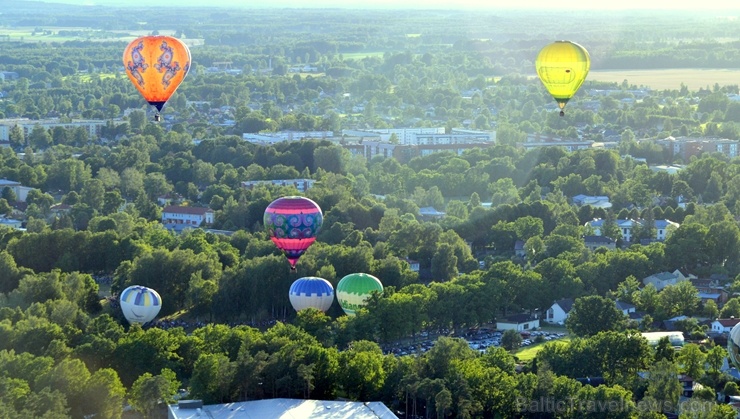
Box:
[123,35,190,121]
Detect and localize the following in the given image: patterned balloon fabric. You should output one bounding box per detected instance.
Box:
[264,196,323,269]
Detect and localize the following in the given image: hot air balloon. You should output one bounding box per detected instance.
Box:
[535,40,590,116]
[264,196,323,271]
[729,323,740,369]
[123,35,191,122]
[120,285,162,325]
[289,277,334,312]
[336,273,383,316]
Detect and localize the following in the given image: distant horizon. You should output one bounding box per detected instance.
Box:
[31,0,740,10]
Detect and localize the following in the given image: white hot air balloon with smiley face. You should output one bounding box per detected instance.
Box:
[120,285,162,325]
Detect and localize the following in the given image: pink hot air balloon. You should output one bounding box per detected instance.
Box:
[264,196,323,270]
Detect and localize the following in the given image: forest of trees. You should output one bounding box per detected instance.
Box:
[4,3,740,419]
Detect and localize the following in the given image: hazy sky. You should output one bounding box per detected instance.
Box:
[37,0,740,10]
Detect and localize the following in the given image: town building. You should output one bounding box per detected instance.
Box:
[242,131,335,145]
[586,218,679,243]
[496,314,540,331]
[655,136,740,161]
[161,206,215,232]
[642,270,692,291]
[0,178,35,202]
[0,118,107,143]
[583,235,617,252]
[546,298,635,325]
[241,178,316,192]
[342,127,493,146]
[517,133,593,152]
[711,318,740,334]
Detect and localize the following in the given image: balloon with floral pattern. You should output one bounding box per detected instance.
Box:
[264,196,323,270]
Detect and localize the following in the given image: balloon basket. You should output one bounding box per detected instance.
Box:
[559,110,565,117]
[154,113,161,122]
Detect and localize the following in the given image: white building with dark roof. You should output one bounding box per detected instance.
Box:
[242,179,316,192]
[496,314,540,331]
[0,178,35,202]
[711,318,740,334]
[0,118,107,143]
[642,270,690,291]
[161,206,215,231]
[587,218,679,243]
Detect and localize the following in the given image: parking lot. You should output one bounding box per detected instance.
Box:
[383,329,568,357]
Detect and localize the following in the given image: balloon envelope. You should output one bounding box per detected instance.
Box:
[729,323,740,369]
[336,273,383,316]
[264,196,323,270]
[535,40,590,115]
[289,277,334,312]
[120,285,162,325]
[123,35,191,112]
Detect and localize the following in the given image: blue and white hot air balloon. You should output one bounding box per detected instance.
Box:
[120,285,162,325]
[289,277,334,312]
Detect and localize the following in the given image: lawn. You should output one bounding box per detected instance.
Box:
[588,68,740,91]
[515,336,571,362]
[341,51,386,60]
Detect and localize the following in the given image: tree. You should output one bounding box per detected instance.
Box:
[9,125,25,149]
[566,296,627,337]
[338,340,386,400]
[29,124,52,150]
[720,297,740,318]
[129,369,181,419]
[677,343,706,381]
[431,243,458,282]
[190,353,236,404]
[642,359,681,414]
[657,281,699,319]
[501,329,522,351]
[1,187,17,203]
[81,178,106,212]
[654,336,675,362]
[83,368,126,419]
[706,345,726,377]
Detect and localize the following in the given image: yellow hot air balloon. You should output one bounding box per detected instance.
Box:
[123,35,191,121]
[535,41,590,116]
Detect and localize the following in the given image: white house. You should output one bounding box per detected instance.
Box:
[546,298,575,325]
[546,298,634,325]
[161,206,215,231]
[583,235,617,252]
[587,218,679,243]
[402,258,420,272]
[496,314,540,331]
[654,219,680,241]
[711,318,740,334]
[642,270,690,291]
[616,301,636,315]
[0,178,35,202]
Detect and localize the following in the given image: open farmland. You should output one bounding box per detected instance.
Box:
[589,68,740,91]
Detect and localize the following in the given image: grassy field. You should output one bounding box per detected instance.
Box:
[0,27,178,44]
[341,51,386,60]
[515,336,571,361]
[70,73,119,82]
[589,68,740,91]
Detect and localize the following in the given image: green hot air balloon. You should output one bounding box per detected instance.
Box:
[336,273,383,316]
[535,40,590,116]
